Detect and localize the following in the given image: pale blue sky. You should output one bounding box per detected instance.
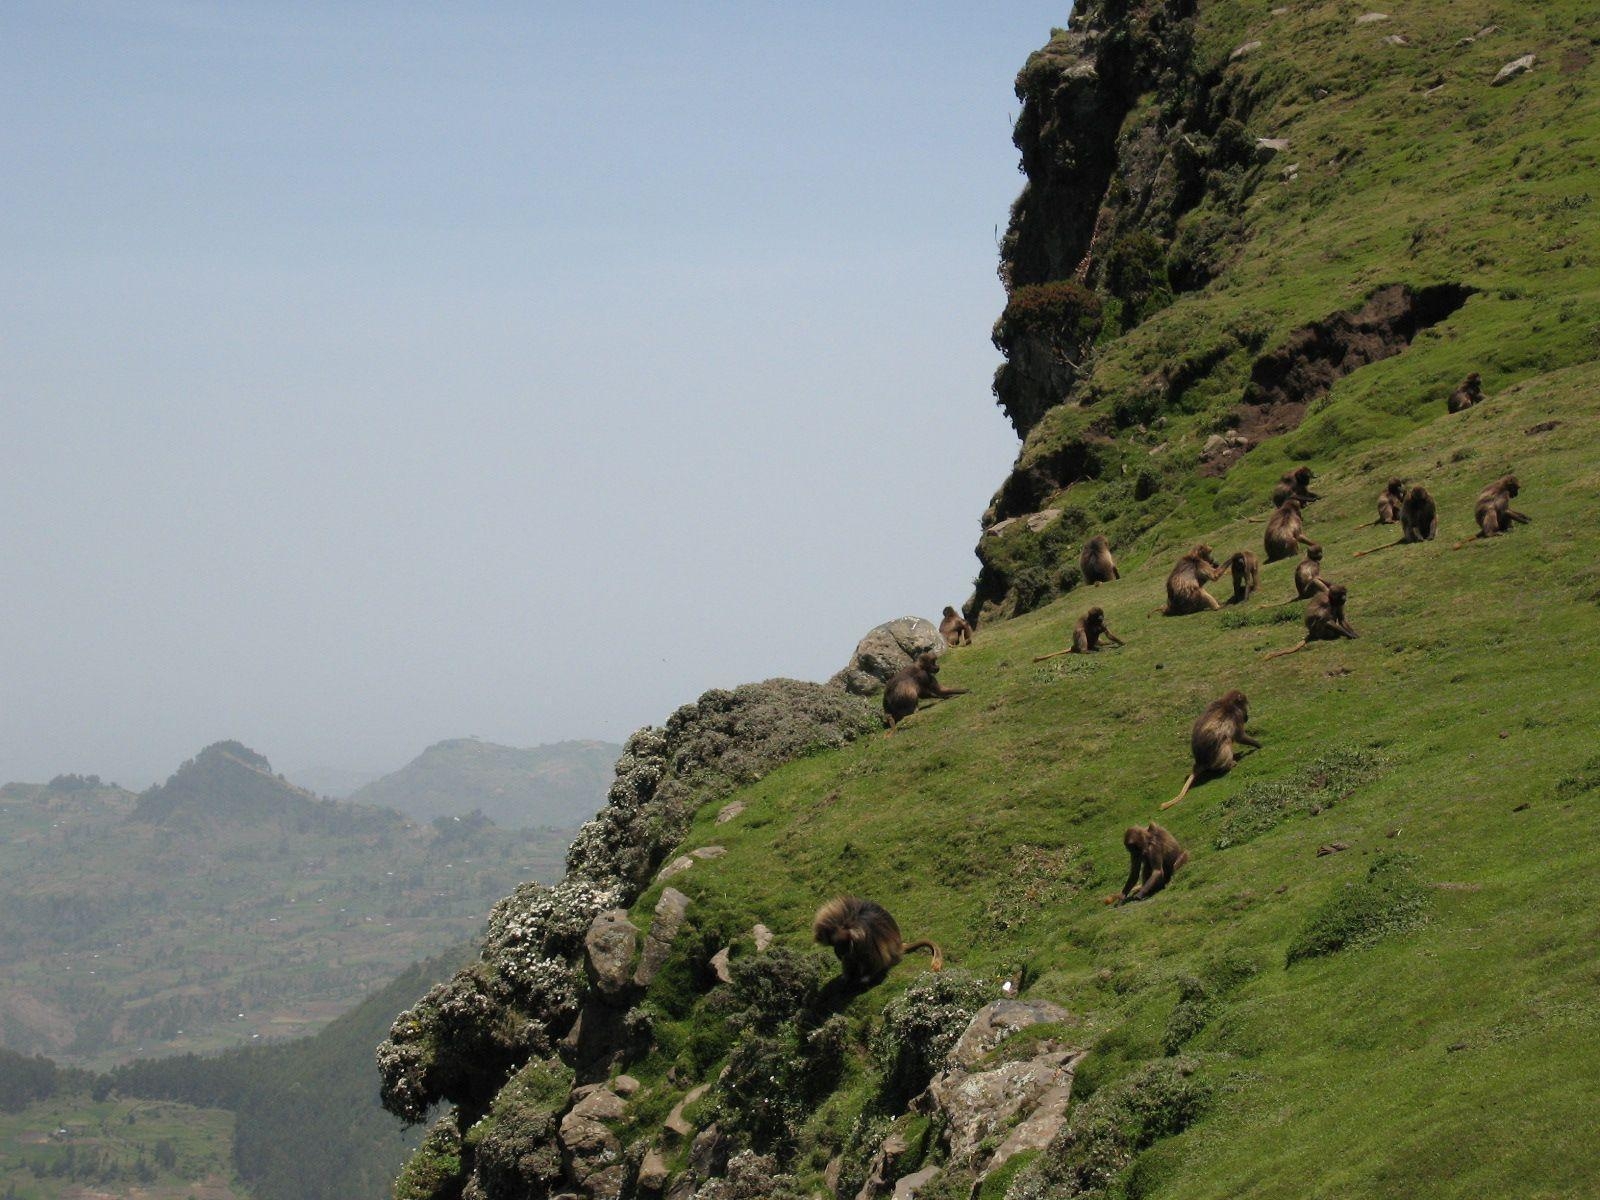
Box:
[2,2,1065,789]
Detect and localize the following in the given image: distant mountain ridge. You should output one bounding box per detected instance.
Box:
[0,740,572,1066]
[349,736,620,829]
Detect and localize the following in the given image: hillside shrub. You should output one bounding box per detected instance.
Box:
[993,282,1104,351]
[873,970,991,1106]
[1005,1058,1211,1199]
[1286,852,1428,965]
[393,1117,464,1200]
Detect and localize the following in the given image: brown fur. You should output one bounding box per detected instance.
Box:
[1228,550,1260,604]
[1080,534,1120,585]
[1354,485,1440,557]
[813,896,942,986]
[1293,543,1327,599]
[1400,486,1438,542]
[940,606,973,647]
[1073,607,1123,653]
[1033,607,1125,661]
[1162,689,1260,809]
[1264,498,1312,562]
[1264,583,1358,660]
[1447,372,1483,414]
[1467,474,1530,541]
[881,652,969,735]
[1110,823,1190,904]
[1271,465,1320,508]
[1160,544,1225,615]
[1358,477,1406,528]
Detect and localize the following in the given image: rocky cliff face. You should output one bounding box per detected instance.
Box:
[376,680,880,1199]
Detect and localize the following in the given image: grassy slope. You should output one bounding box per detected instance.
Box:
[609,2,1600,1194]
[636,366,1600,1199]
[988,0,1598,605]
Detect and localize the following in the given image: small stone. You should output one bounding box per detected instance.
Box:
[1448,1041,1469,1052]
[663,1083,709,1142]
[1355,11,1390,23]
[1271,5,1289,12]
[634,888,691,987]
[1316,842,1350,856]
[1512,802,1531,813]
[1230,39,1262,60]
[751,923,774,952]
[690,845,726,860]
[1491,54,1535,86]
[1476,24,1499,38]
[637,1148,670,1193]
[1384,33,1409,46]
[1498,730,1509,739]
[715,801,745,824]
[570,1087,627,1121]
[656,855,694,881]
[612,1074,640,1097]
[1254,136,1290,159]
[710,947,733,984]
[893,1166,943,1198]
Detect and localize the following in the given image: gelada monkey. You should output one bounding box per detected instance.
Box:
[1104,823,1189,905]
[1162,690,1261,810]
[1034,607,1125,661]
[813,896,942,986]
[940,606,973,647]
[882,652,968,735]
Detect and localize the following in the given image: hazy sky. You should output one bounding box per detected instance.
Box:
[2,1,1064,789]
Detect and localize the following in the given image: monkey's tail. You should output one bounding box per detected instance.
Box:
[1258,595,1301,608]
[1160,773,1197,811]
[1351,541,1401,558]
[1263,640,1307,661]
[903,940,943,971]
[1451,536,1479,550]
[1032,647,1075,663]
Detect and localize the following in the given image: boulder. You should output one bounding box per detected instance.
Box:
[1254,137,1290,161]
[656,855,695,882]
[664,1083,709,1143]
[634,889,690,987]
[751,923,774,952]
[637,1148,670,1194]
[1355,11,1389,22]
[690,845,726,860]
[1384,34,1409,45]
[583,911,640,998]
[710,947,733,985]
[948,999,1073,1069]
[829,617,946,697]
[893,1166,942,1198]
[688,1124,727,1179]
[612,1075,640,1097]
[1491,54,1535,85]
[930,1050,1079,1165]
[853,1132,910,1200]
[1230,39,1261,59]
[714,801,745,824]
[1024,507,1063,533]
[984,517,1021,537]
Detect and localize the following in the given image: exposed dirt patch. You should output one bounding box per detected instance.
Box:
[1560,46,1592,75]
[1201,283,1474,474]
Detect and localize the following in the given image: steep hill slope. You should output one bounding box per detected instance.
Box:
[373,2,1600,1198]
[0,743,570,1066]
[350,737,620,829]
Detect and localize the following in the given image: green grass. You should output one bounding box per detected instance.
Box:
[610,362,1600,1198]
[381,1,1600,1194]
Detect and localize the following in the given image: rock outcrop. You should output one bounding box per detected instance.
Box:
[829,617,946,697]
